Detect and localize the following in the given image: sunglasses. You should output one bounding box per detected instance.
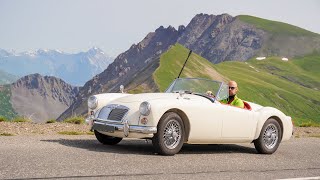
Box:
[229,87,236,90]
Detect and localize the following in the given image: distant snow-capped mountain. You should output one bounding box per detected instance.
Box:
[0,47,114,85]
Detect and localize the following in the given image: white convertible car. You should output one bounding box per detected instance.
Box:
[86,78,293,155]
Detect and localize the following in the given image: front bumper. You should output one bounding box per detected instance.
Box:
[86,117,157,137]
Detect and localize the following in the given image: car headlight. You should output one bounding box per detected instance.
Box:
[139,101,151,116]
[88,96,98,109]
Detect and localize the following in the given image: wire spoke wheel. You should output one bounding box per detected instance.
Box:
[263,124,279,149]
[152,112,185,155]
[163,119,182,149]
[254,118,282,154]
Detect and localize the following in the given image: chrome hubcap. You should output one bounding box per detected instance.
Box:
[263,124,278,149]
[163,119,182,149]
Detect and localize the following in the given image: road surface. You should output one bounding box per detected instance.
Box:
[0,135,319,180]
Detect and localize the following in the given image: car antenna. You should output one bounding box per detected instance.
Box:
[177,50,192,78]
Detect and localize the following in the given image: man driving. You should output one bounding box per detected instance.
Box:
[220,81,244,108]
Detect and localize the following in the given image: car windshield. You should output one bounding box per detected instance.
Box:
[165,78,228,101]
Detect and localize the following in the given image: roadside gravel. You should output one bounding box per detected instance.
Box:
[0,122,90,136]
[0,122,319,137]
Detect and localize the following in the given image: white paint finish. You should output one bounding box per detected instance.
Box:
[220,104,255,138]
[91,93,131,111]
[89,92,293,144]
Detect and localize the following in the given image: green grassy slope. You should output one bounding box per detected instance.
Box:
[153,44,227,92]
[237,15,319,37]
[153,44,320,126]
[237,15,320,59]
[215,56,320,125]
[0,85,18,120]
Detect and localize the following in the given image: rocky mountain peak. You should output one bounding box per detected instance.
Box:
[58,13,320,120]
[12,73,80,104]
[178,25,186,33]
[11,73,81,122]
[87,47,105,55]
[58,22,183,120]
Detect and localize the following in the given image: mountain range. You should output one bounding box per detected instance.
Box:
[0,47,114,86]
[152,44,320,125]
[58,13,320,124]
[0,13,319,125]
[0,74,79,122]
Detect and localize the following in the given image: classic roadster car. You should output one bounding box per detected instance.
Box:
[86,78,293,155]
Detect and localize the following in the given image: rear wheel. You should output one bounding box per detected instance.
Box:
[94,130,122,145]
[152,112,185,156]
[254,118,282,154]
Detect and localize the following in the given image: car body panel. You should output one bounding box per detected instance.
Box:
[87,78,293,146]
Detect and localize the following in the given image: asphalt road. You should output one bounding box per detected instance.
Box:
[0,135,319,180]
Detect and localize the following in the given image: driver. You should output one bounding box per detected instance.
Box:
[220,81,244,108]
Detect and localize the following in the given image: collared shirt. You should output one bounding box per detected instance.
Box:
[220,95,244,108]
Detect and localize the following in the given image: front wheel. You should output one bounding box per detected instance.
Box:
[254,118,282,154]
[94,130,122,145]
[152,112,185,156]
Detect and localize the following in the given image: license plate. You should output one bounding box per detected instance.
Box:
[92,123,115,133]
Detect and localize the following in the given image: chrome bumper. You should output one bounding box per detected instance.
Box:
[86,118,157,137]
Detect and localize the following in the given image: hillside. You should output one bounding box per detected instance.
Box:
[58,13,320,120]
[0,74,80,122]
[215,57,320,125]
[151,44,320,125]
[237,15,320,58]
[237,15,319,37]
[178,14,320,64]
[57,26,183,120]
[0,85,18,119]
[153,44,227,92]
[0,70,18,85]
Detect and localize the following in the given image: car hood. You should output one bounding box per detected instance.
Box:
[112,93,179,103]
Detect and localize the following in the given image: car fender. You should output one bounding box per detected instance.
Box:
[89,93,132,112]
[253,107,291,140]
[146,98,197,127]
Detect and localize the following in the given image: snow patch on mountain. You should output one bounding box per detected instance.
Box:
[0,48,114,85]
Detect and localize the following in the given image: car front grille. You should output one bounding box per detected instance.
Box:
[97,105,129,122]
[108,108,128,121]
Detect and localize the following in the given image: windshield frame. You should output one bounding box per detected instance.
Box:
[165,78,228,102]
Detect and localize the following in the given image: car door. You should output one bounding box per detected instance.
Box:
[180,95,223,143]
[220,104,255,139]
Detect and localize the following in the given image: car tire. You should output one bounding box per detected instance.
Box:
[254,118,282,154]
[94,130,122,145]
[152,112,185,156]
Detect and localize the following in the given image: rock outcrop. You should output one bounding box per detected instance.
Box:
[11,74,79,122]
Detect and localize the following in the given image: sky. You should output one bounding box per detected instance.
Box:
[0,0,319,57]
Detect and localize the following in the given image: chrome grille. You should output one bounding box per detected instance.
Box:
[96,104,129,122]
[97,107,111,119]
[108,108,128,121]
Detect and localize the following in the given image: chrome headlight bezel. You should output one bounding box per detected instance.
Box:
[139,101,151,116]
[88,96,98,109]
[94,108,102,119]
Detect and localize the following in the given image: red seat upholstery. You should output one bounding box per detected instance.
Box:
[243,101,252,110]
